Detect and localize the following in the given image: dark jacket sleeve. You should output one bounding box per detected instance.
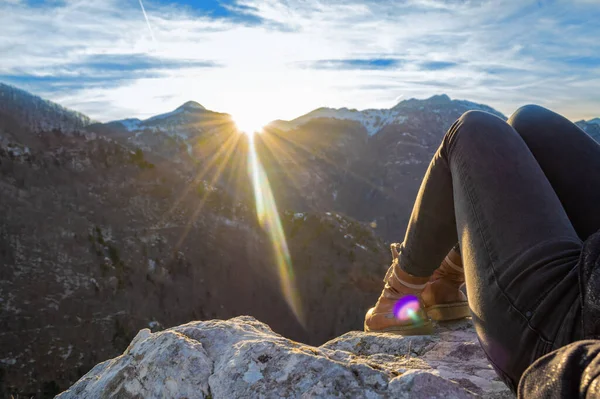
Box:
[518,340,600,398]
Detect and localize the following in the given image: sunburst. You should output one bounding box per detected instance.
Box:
[233,113,265,136]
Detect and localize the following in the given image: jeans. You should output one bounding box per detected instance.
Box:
[396,105,600,391]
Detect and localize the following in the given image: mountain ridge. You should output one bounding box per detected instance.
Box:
[2,81,599,136]
[1,82,599,397]
[3,81,599,243]
[0,83,93,133]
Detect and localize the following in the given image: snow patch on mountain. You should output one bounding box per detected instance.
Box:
[144,107,188,124]
[178,101,206,110]
[113,101,209,132]
[88,100,235,164]
[285,107,408,136]
[276,94,505,136]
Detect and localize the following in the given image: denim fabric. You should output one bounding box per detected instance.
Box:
[396,105,600,391]
[518,232,600,398]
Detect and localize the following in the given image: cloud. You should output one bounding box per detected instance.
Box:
[0,53,221,98]
[0,74,134,92]
[170,0,267,25]
[557,55,600,68]
[303,58,403,70]
[75,53,220,72]
[0,0,599,122]
[419,61,458,71]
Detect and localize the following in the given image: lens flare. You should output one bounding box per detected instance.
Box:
[247,133,304,325]
[393,295,422,322]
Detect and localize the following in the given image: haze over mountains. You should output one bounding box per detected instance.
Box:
[1,81,599,397]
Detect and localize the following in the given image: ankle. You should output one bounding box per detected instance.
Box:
[446,249,463,271]
[432,251,465,284]
[385,261,430,297]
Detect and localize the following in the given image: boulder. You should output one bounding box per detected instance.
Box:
[57,316,513,398]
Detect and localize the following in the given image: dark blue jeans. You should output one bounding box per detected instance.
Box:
[396,105,600,391]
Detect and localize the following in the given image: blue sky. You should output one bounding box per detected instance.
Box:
[1,0,599,124]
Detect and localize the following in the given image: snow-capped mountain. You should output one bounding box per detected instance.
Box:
[271,106,406,136]
[254,95,510,244]
[576,118,600,143]
[3,81,599,243]
[586,117,600,125]
[1,82,599,397]
[113,101,209,133]
[272,94,505,136]
[86,101,235,163]
[0,83,92,134]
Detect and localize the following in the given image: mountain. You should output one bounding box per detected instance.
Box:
[89,93,512,242]
[0,85,388,398]
[256,94,508,242]
[1,83,598,397]
[272,94,504,136]
[576,118,600,143]
[86,100,235,167]
[0,83,92,146]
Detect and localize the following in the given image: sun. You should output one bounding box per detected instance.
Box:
[233,113,265,135]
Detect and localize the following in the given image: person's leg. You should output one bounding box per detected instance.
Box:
[444,111,583,391]
[378,110,582,391]
[508,104,600,240]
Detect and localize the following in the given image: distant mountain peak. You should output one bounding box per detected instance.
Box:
[392,94,451,109]
[177,101,205,111]
[276,94,506,136]
[426,94,451,103]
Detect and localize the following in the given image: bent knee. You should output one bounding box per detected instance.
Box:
[508,104,554,131]
[458,109,505,128]
[444,110,509,157]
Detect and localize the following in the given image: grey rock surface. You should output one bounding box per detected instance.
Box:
[58,316,513,398]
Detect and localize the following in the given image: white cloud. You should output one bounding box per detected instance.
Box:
[1,0,599,122]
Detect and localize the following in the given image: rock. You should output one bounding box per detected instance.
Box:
[388,371,474,399]
[58,316,513,398]
[57,329,212,399]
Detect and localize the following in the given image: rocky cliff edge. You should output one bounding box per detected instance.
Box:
[57,316,513,398]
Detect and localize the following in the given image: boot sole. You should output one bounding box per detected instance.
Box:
[425,302,470,321]
[364,320,434,336]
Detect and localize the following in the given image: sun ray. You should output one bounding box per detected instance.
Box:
[160,114,399,329]
[247,132,304,326]
[259,129,358,197]
[261,126,403,204]
[253,133,311,196]
[233,113,266,136]
[174,132,244,249]
[165,129,241,215]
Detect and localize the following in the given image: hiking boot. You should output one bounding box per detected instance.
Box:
[421,248,470,321]
[364,244,433,335]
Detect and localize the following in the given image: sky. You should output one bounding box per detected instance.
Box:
[1,0,600,126]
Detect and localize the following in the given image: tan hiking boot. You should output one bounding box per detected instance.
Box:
[364,244,433,335]
[421,247,470,321]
